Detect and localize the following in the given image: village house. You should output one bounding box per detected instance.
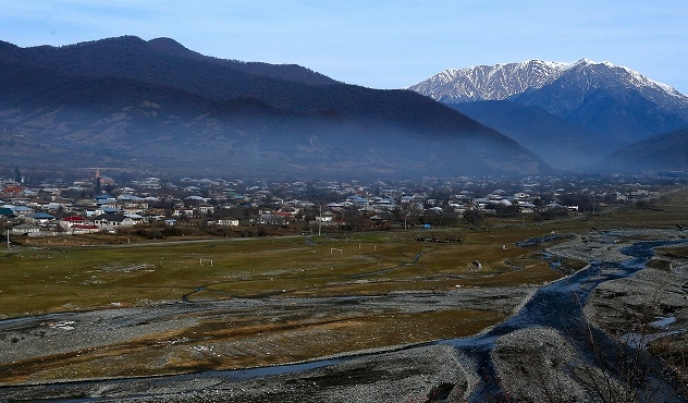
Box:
[41,199,74,213]
[0,207,16,219]
[28,212,55,225]
[257,210,290,225]
[93,214,139,230]
[316,212,334,222]
[3,205,35,217]
[94,194,116,205]
[173,208,194,217]
[197,204,215,215]
[88,205,123,217]
[277,206,300,218]
[210,218,240,227]
[60,215,94,230]
[12,223,40,234]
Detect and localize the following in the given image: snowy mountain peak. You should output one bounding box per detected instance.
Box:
[564,59,683,98]
[571,57,600,66]
[409,59,569,103]
[410,58,688,145]
[409,59,686,104]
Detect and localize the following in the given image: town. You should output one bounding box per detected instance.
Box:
[0,167,673,243]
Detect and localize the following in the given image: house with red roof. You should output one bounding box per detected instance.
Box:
[60,215,98,233]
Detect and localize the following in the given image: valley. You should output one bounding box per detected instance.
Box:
[2,33,688,402]
[2,188,688,402]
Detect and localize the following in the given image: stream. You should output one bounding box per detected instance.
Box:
[439,238,688,401]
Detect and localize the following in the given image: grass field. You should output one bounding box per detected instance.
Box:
[0,228,575,319]
[0,228,565,383]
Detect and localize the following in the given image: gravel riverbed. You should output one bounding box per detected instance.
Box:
[2,229,688,402]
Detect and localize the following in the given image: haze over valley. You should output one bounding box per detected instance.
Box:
[3,12,688,401]
[0,36,547,179]
[409,59,688,172]
[2,37,688,179]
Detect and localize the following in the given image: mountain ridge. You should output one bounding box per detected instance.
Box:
[409,59,688,170]
[591,128,688,174]
[410,60,568,103]
[0,36,547,179]
[409,59,685,104]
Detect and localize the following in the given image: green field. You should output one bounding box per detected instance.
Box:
[0,229,570,318]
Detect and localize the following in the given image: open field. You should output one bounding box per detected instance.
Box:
[0,228,572,384]
[0,226,584,319]
[2,188,688,389]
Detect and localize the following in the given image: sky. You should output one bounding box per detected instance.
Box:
[1,0,688,94]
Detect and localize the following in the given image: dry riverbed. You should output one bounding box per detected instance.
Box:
[0,287,529,384]
[2,229,688,402]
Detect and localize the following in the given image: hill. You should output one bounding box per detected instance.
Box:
[0,36,547,179]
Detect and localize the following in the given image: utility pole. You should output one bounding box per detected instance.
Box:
[318,204,322,236]
[6,229,9,249]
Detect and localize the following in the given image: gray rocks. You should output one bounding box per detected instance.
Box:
[492,327,586,402]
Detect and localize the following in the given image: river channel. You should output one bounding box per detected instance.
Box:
[440,238,688,401]
[2,232,688,402]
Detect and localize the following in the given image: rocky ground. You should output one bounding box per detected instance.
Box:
[0,287,531,383]
[2,230,688,402]
[3,344,471,403]
[0,288,529,402]
[492,229,688,402]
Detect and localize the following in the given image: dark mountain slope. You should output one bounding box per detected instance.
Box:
[4,36,337,102]
[0,40,27,64]
[0,36,548,178]
[1,36,500,128]
[146,37,336,86]
[514,67,688,143]
[592,128,688,174]
[450,101,623,170]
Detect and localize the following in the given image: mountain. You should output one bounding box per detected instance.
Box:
[591,128,688,174]
[410,59,688,144]
[0,36,547,179]
[409,60,568,103]
[515,60,688,143]
[449,101,622,170]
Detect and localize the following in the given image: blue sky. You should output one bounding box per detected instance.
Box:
[2,1,687,93]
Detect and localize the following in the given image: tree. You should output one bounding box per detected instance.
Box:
[494,201,521,218]
[13,167,21,183]
[463,208,483,228]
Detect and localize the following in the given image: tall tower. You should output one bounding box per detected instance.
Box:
[95,169,102,194]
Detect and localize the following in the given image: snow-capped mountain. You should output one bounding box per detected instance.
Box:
[409,59,685,104]
[409,60,569,103]
[410,59,688,143]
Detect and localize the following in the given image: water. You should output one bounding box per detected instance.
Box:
[436,238,688,402]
